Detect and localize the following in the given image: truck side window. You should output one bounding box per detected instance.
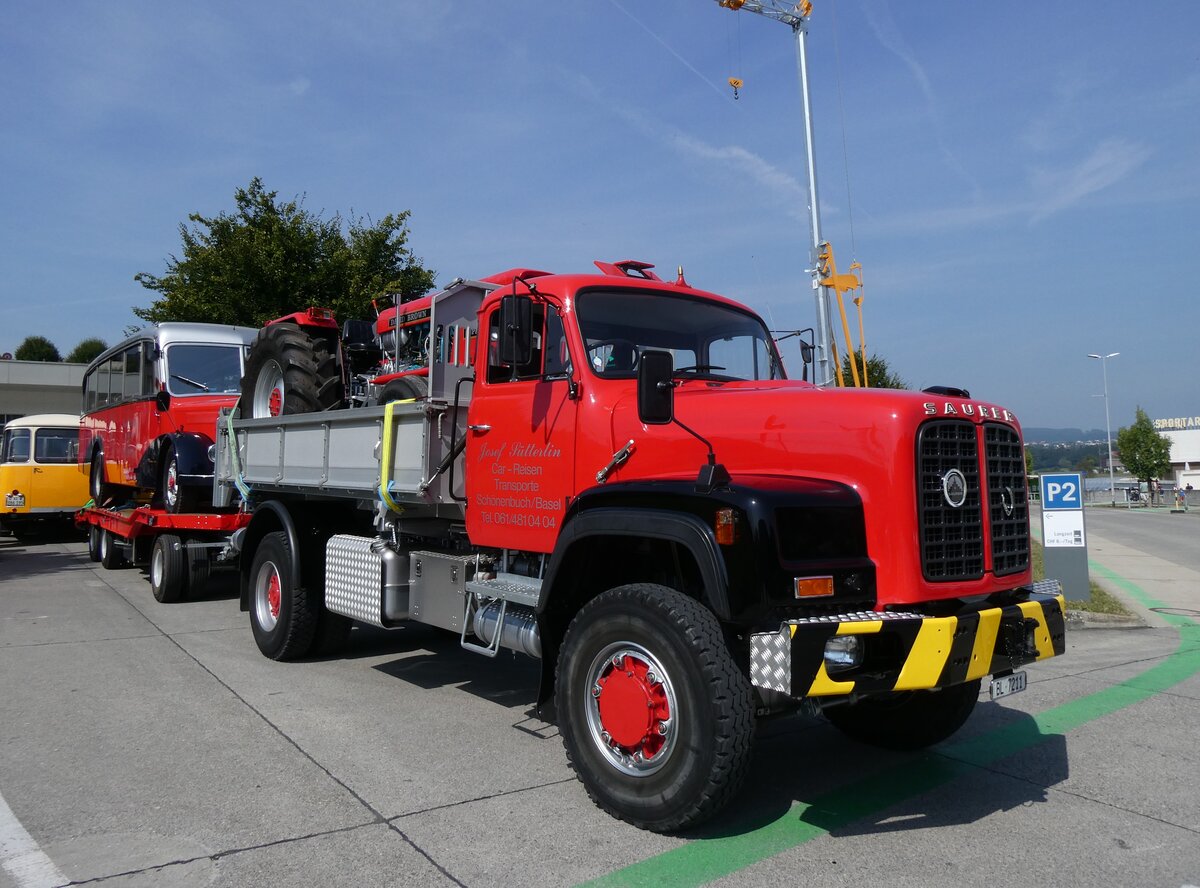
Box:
[486,304,545,384]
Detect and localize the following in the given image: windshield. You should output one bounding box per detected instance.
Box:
[164,344,243,396]
[575,289,784,381]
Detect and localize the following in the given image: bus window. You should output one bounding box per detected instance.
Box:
[105,354,123,405]
[141,341,156,395]
[34,428,76,464]
[2,428,30,464]
[123,346,142,400]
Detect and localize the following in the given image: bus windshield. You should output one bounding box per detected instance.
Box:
[575,289,784,381]
[164,345,244,396]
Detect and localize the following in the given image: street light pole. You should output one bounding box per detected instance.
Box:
[1087,352,1119,507]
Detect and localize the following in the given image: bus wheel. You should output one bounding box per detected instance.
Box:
[89,452,113,505]
[150,534,188,603]
[161,447,199,514]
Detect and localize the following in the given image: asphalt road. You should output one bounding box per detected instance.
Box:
[1,522,1198,888]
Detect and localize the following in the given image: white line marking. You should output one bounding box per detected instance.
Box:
[0,791,66,888]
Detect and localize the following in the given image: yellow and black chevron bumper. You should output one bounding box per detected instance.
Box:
[749,581,1067,698]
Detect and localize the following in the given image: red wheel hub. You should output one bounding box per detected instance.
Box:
[268,386,283,417]
[267,571,281,618]
[595,654,670,759]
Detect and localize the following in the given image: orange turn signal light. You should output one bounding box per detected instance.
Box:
[714,508,739,546]
[794,576,835,599]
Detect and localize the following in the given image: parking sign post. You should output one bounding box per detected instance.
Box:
[1040,472,1090,603]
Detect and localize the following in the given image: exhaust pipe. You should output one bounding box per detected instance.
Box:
[472,600,541,659]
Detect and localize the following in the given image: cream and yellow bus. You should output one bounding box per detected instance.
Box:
[1,414,89,539]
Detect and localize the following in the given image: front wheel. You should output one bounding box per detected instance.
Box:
[161,447,201,514]
[248,531,320,660]
[822,679,981,750]
[556,584,755,833]
[90,452,113,505]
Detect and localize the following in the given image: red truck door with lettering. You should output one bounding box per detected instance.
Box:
[465,301,576,552]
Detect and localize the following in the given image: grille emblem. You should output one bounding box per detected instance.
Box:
[941,469,968,508]
[1001,486,1015,517]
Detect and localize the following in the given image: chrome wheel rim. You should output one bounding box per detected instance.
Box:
[583,641,678,777]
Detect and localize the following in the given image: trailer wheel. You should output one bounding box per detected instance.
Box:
[556,584,754,833]
[375,375,428,404]
[87,525,102,562]
[248,531,319,660]
[149,534,188,603]
[241,323,343,419]
[99,529,126,570]
[161,446,201,514]
[822,679,981,750]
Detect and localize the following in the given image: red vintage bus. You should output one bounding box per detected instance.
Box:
[80,323,257,512]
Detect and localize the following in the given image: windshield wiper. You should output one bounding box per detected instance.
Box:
[171,373,210,392]
[673,364,727,376]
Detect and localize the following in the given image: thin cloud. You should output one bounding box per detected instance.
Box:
[1029,138,1151,222]
[862,2,981,200]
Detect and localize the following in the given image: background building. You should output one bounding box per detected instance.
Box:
[1155,416,1200,490]
[0,360,86,425]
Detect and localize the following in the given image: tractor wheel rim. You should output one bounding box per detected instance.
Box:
[583,641,677,777]
[253,360,286,418]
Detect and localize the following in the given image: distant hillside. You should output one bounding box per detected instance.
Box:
[1022,427,1108,444]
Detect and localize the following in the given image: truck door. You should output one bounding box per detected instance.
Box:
[464,301,576,553]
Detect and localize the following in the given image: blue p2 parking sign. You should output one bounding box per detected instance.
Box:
[1041,473,1083,510]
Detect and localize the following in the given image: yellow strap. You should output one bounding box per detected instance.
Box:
[377,400,414,514]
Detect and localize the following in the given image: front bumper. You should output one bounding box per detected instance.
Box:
[750,580,1066,698]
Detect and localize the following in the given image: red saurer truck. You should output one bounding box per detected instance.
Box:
[216,259,1066,832]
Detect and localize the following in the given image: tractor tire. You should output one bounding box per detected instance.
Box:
[556,584,755,833]
[248,531,320,660]
[241,322,343,418]
[823,679,982,750]
[149,534,188,603]
[375,375,428,404]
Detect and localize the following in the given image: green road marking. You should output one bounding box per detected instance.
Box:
[581,568,1200,888]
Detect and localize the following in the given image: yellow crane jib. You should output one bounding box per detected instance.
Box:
[817,242,867,388]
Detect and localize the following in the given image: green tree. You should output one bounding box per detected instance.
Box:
[133,178,436,328]
[1025,447,1034,476]
[65,337,108,364]
[1076,454,1098,475]
[14,335,61,362]
[840,352,907,389]
[1115,407,1171,484]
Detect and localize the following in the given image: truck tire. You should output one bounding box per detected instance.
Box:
[248,531,319,660]
[375,375,428,404]
[87,525,102,562]
[556,583,755,833]
[99,529,126,570]
[161,446,202,514]
[822,679,981,750]
[150,534,188,603]
[241,322,343,419]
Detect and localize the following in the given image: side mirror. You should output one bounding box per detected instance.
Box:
[637,350,674,425]
[498,295,534,366]
[156,390,171,412]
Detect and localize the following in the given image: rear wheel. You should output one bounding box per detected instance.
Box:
[89,452,113,505]
[823,679,981,750]
[556,584,755,833]
[375,375,428,404]
[248,531,320,660]
[99,529,126,570]
[149,534,188,603]
[87,525,102,562]
[241,323,343,418]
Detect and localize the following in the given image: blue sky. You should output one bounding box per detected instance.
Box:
[2,1,1196,430]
